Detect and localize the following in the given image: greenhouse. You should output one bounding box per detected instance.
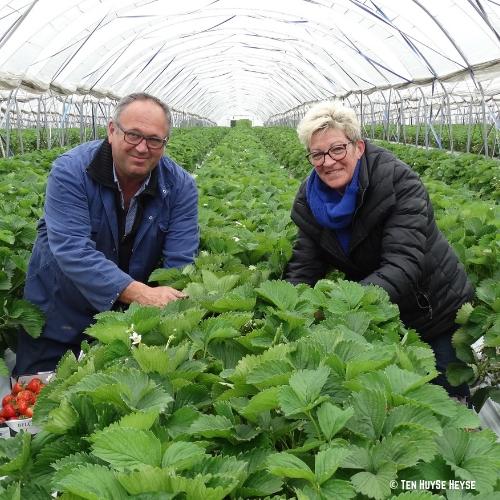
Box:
[0,0,498,498]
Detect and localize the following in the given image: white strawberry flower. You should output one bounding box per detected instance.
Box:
[129,331,142,346]
[165,335,175,350]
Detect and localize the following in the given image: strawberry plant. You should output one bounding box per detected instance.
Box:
[0,278,498,498]
[0,214,46,374]
[0,151,56,374]
[447,279,500,410]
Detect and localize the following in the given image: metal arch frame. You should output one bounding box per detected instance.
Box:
[267,81,500,157]
[0,0,39,52]
[0,89,215,157]
[272,0,498,155]
[2,1,473,113]
[65,19,348,114]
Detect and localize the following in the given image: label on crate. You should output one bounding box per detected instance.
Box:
[5,418,40,435]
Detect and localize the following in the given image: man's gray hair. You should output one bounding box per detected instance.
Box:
[112,92,172,132]
[297,101,362,149]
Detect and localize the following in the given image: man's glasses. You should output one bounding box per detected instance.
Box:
[115,122,167,149]
[306,142,353,166]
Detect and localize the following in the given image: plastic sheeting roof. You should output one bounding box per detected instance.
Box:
[0,0,499,124]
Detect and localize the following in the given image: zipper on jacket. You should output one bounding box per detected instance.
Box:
[348,187,367,252]
[352,187,367,221]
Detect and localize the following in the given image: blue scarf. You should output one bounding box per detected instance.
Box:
[306,161,360,254]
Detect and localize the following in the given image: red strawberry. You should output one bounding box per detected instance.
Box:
[2,394,14,407]
[26,378,43,394]
[1,404,17,420]
[11,382,23,395]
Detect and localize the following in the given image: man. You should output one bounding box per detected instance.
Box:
[15,93,199,375]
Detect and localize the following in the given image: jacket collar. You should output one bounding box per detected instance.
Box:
[86,140,158,196]
[358,140,373,191]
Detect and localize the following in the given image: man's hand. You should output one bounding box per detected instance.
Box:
[119,281,186,307]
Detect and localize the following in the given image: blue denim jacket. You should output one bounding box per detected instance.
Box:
[24,140,199,344]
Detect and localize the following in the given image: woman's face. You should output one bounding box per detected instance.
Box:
[308,128,365,192]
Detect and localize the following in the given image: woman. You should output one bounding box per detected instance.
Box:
[284,101,473,400]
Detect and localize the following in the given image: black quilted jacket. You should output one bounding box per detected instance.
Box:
[284,141,473,340]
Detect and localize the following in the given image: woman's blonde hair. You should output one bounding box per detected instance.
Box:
[297,101,362,148]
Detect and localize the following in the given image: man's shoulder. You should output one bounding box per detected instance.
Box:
[158,155,189,175]
[55,140,104,169]
[157,155,197,189]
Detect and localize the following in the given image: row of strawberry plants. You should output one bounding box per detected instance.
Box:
[0,126,498,498]
[0,128,108,157]
[4,122,497,158]
[0,149,60,373]
[168,127,228,170]
[367,123,498,158]
[375,141,499,203]
[255,126,499,412]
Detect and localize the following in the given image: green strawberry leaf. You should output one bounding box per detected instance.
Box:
[317,402,354,441]
[187,414,234,439]
[53,463,128,499]
[267,452,316,483]
[90,427,162,469]
[162,441,206,470]
[0,431,31,474]
[240,386,281,422]
[237,470,283,497]
[347,389,386,440]
[350,462,397,500]
[315,446,351,484]
[256,279,299,310]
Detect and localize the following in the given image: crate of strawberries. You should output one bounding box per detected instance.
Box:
[0,372,53,436]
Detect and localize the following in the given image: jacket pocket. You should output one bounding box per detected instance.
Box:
[158,221,169,235]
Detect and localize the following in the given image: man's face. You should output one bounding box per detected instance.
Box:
[107,99,169,183]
